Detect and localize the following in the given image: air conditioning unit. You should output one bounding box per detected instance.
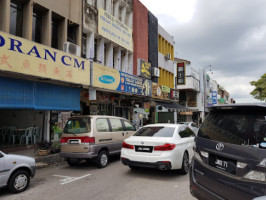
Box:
[152,67,160,77]
[63,42,81,57]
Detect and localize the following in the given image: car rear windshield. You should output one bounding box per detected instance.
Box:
[134,126,175,137]
[198,109,266,147]
[64,118,91,134]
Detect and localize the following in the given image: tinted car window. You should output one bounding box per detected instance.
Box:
[198,109,266,147]
[124,120,136,131]
[96,118,110,132]
[179,127,195,138]
[134,126,175,137]
[109,119,123,131]
[64,118,91,134]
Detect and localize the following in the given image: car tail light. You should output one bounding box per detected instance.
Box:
[60,137,67,144]
[83,137,95,144]
[154,143,176,151]
[122,142,134,149]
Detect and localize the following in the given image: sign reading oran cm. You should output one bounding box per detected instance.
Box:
[0,31,90,85]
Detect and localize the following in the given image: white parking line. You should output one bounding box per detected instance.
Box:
[52,174,91,185]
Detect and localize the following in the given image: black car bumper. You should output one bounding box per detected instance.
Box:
[122,158,172,170]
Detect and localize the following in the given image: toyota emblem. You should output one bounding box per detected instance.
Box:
[216,143,224,151]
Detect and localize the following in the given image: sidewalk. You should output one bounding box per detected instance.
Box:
[10,149,65,169]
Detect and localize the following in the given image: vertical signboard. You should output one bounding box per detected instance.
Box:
[137,59,151,79]
[211,91,218,105]
[176,62,185,85]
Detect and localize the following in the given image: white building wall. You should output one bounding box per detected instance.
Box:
[84,0,133,73]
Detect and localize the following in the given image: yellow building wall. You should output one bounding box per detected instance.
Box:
[159,67,174,89]
[158,34,174,61]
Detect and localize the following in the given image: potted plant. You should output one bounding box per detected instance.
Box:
[34,140,53,156]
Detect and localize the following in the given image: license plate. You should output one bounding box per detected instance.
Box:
[69,140,80,144]
[209,154,236,174]
[135,146,152,153]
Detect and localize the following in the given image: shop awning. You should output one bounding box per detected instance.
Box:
[0,77,35,109]
[35,82,81,111]
[157,102,185,110]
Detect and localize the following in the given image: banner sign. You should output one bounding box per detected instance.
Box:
[0,31,90,85]
[152,83,178,100]
[93,63,152,96]
[98,8,133,51]
[137,59,151,79]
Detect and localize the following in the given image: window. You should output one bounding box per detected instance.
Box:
[10,0,23,37]
[82,33,87,58]
[179,127,195,138]
[96,118,110,132]
[109,119,123,132]
[67,22,78,44]
[63,118,91,134]
[124,121,136,131]
[32,9,42,43]
[198,109,266,146]
[51,17,59,49]
[134,127,175,137]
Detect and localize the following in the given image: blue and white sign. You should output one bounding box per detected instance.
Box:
[211,91,218,104]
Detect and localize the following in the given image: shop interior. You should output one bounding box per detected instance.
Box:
[0,109,44,150]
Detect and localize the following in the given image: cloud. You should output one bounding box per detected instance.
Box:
[140,0,266,103]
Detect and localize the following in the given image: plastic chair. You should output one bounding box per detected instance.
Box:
[1,127,8,144]
[20,127,34,145]
[32,127,40,144]
[8,126,17,145]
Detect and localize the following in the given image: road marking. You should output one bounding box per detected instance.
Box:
[52,174,91,185]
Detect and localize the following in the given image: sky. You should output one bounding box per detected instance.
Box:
[139,0,265,103]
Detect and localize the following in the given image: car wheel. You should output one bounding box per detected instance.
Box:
[8,170,30,193]
[180,152,189,175]
[67,158,80,166]
[97,151,109,168]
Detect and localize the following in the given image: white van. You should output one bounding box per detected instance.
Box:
[59,115,136,168]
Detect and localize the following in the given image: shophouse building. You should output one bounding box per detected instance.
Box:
[174,58,200,124]
[0,0,85,151]
[0,0,182,152]
[150,25,180,124]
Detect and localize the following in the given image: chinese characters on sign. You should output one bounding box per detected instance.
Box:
[0,31,90,85]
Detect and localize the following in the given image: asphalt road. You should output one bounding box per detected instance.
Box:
[0,156,196,200]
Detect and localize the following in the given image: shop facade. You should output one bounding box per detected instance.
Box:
[0,31,90,151]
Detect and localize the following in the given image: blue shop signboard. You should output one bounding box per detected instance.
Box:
[93,63,152,97]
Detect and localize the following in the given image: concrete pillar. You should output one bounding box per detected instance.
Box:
[86,32,94,60]
[105,42,113,68]
[0,0,10,32]
[58,18,67,51]
[97,38,104,64]
[42,10,52,46]
[114,47,121,71]
[120,6,126,23]
[23,0,33,40]
[113,0,119,19]
[127,52,133,74]
[121,51,128,72]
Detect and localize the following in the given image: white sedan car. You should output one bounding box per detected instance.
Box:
[121,124,195,174]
